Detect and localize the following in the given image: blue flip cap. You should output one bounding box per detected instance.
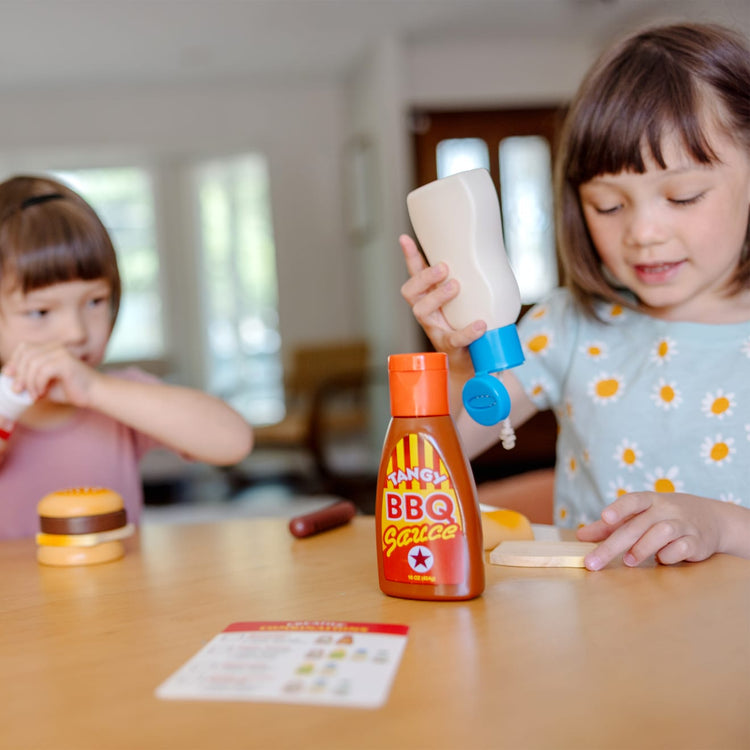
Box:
[462,324,524,426]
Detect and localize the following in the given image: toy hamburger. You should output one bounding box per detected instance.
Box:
[36,487,134,566]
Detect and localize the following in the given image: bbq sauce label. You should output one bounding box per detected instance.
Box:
[379,433,465,585]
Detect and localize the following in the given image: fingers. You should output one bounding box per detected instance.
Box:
[398,232,487,367]
[597,492,653,527]
[582,492,717,570]
[582,493,660,570]
[448,320,487,349]
[653,535,699,565]
[618,520,691,566]
[403,264,452,310]
[575,519,611,543]
[10,343,59,400]
[399,234,428,277]
[4,342,87,402]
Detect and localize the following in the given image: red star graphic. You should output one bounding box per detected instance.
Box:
[410,548,431,569]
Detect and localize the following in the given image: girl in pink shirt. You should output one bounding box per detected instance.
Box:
[0,175,254,538]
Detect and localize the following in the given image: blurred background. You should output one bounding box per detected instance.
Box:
[2,0,746,517]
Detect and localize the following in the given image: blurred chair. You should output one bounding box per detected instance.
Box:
[227,339,371,492]
[256,338,369,445]
[307,367,386,513]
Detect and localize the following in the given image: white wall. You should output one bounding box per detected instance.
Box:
[346,37,421,367]
[0,80,357,386]
[406,36,597,107]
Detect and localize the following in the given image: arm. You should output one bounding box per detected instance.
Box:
[4,342,253,465]
[400,234,538,458]
[577,492,750,569]
[87,374,253,465]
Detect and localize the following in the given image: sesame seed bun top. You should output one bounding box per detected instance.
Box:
[37,487,124,518]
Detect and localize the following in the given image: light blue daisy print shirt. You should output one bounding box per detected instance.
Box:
[513,287,750,527]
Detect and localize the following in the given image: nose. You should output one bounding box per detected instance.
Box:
[624,203,667,249]
[58,308,88,347]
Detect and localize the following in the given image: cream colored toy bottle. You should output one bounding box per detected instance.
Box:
[407,168,524,428]
[0,374,33,422]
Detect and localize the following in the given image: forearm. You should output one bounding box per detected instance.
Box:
[88,374,253,465]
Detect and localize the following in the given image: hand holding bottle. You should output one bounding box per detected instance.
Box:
[405,168,524,430]
[0,372,34,461]
[399,234,486,385]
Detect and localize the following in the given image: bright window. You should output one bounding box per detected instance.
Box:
[193,154,284,425]
[436,138,489,178]
[434,135,558,303]
[498,136,558,302]
[53,168,165,362]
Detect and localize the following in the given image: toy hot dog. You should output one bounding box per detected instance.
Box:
[289,500,356,538]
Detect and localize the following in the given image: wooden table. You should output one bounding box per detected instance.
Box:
[1,517,748,750]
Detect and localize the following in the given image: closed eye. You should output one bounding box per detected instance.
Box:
[593,204,622,215]
[669,192,705,207]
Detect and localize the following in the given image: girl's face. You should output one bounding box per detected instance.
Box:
[579,123,750,322]
[0,277,113,367]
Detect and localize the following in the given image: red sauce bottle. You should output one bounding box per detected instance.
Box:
[376,352,485,600]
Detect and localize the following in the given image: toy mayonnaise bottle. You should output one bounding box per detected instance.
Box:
[376,352,484,601]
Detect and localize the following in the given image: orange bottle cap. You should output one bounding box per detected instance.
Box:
[388,352,450,417]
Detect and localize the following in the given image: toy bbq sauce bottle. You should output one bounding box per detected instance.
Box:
[376,352,484,601]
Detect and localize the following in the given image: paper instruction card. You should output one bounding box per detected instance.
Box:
[156,621,409,709]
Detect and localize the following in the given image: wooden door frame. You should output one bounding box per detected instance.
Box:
[411,105,566,196]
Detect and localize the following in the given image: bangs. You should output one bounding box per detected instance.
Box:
[0,199,118,295]
[566,44,719,186]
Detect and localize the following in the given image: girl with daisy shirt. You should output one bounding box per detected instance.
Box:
[400,22,750,569]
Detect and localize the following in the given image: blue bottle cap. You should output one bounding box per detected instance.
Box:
[462,374,511,426]
[461,325,524,426]
[467,325,524,374]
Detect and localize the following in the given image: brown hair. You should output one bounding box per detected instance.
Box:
[0,175,121,325]
[555,23,750,317]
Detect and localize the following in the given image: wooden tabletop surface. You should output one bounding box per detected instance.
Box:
[1,516,748,750]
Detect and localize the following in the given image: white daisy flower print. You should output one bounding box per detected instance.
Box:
[719,493,742,505]
[645,466,684,493]
[650,378,682,410]
[556,504,571,524]
[526,377,552,406]
[701,390,735,420]
[588,372,625,404]
[742,338,750,358]
[563,452,578,479]
[613,439,643,471]
[649,336,677,366]
[606,303,626,321]
[528,305,549,321]
[524,329,553,357]
[608,477,633,500]
[700,435,735,466]
[563,399,574,421]
[580,341,607,360]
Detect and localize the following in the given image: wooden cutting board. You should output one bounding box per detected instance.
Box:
[489,540,597,568]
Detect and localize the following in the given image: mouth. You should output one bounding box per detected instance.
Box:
[633,260,685,284]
